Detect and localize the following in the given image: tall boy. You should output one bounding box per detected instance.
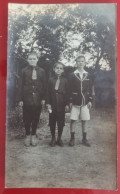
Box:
[47,62,69,147]
[69,55,93,147]
[18,52,46,147]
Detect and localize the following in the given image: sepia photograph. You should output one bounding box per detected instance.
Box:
[5,3,117,189]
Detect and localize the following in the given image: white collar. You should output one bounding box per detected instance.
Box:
[74,69,87,75]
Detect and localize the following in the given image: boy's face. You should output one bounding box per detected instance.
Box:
[54,64,64,76]
[27,54,38,67]
[76,57,85,69]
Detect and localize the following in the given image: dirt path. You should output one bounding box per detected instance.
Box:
[5,109,117,189]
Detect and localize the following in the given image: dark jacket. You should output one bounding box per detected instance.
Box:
[18,65,46,106]
[47,75,69,112]
[69,70,93,106]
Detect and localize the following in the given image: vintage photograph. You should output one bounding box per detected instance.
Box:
[6,3,117,189]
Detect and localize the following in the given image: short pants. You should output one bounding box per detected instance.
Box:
[70,105,90,121]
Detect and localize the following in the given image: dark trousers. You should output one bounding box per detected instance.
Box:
[49,110,65,138]
[23,105,41,136]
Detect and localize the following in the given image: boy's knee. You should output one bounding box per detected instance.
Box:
[70,120,76,124]
[82,120,87,124]
[70,120,76,132]
[82,120,87,127]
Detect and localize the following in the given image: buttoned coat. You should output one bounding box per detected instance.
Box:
[18,65,46,106]
[69,70,93,106]
[47,76,69,112]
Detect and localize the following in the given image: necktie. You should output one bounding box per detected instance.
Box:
[55,77,60,90]
[32,67,37,80]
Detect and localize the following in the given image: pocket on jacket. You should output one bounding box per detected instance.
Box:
[72,93,79,104]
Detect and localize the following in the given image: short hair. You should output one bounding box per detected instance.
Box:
[53,62,65,69]
[27,51,38,59]
[76,55,85,61]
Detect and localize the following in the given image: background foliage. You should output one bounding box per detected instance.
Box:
[7,4,116,108]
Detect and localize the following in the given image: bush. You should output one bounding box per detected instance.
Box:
[6,105,24,137]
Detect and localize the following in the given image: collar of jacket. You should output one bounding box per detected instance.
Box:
[54,74,63,79]
[74,69,88,81]
[74,69,87,75]
[28,65,38,70]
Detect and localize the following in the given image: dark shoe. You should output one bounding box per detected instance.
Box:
[56,139,64,147]
[49,138,56,147]
[82,132,90,147]
[69,138,75,146]
[82,139,91,147]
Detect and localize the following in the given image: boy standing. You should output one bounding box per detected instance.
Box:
[47,62,69,147]
[69,55,93,147]
[18,52,46,147]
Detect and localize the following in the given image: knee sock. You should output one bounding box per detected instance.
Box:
[71,132,75,139]
[58,127,63,139]
[83,132,87,140]
[50,127,56,138]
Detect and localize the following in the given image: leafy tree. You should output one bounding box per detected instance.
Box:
[8,4,116,71]
[7,4,116,107]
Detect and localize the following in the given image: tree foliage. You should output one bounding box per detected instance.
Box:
[8,4,116,74]
[7,4,116,108]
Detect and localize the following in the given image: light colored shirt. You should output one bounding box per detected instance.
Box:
[74,69,87,79]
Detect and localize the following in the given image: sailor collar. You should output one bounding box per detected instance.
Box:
[74,69,88,81]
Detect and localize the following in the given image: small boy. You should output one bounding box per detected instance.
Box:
[47,62,69,147]
[18,52,46,147]
[69,55,93,147]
